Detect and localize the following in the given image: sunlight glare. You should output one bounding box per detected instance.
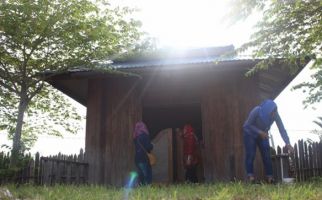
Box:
[111,0,259,48]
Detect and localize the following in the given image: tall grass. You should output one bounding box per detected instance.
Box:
[2,181,322,200]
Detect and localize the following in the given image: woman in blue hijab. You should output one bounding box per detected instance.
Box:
[243,99,293,183]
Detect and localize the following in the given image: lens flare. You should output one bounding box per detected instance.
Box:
[126,171,138,188]
[123,171,138,200]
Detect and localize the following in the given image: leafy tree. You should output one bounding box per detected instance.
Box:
[228,0,322,105]
[312,117,322,141]
[0,0,145,165]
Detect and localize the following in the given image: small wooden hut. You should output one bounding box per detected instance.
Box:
[46,46,304,186]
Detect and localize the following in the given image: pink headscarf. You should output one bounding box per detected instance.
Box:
[133,121,149,138]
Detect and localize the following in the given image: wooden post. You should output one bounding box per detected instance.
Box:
[313,142,318,176]
[276,146,282,181]
[34,152,40,184]
[299,140,305,181]
[304,141,309,180]
[294,143,299,181]
[39,157,44,185]
[308,144,313,179]
[282,146,290,179]
[57,153,62,184]
[317,141,322,176]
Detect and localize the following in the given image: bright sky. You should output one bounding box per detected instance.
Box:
[112,0,260,48]
[0,0,321,156]
[271,61,322,148]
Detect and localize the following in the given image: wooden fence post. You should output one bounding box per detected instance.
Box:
[34,152,40,184]
[308,144,313,178]
[293,143,298,181]
[299,140,304,181]
[317,141,322,176]
[313,142,319,177]
[0,149,89,185]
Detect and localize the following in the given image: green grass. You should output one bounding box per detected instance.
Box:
[1,181,322,200]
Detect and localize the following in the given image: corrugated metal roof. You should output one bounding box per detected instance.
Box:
[111,45,254,69]
[112,56,246,69]
[43,46,255,75]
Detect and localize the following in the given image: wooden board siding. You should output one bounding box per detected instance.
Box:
[258,64,297,101]
[45,56,306,187]
[48,79,88,105]
[103,78,142,186]
[139,68,204,108]
[201,72,263,182]
[85,79,105,184]
[85,78,142,186]
[82,61,301,185]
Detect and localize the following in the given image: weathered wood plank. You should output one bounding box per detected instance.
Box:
[304,141,309,180]
[319,142,322,176]
[293,143,299,181]
[299,140,305,181]
[85,79,105,184]
[102,78,142,186]
[308,144,313,178]
[201,71,262,182]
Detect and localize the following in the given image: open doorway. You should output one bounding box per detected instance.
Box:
[143,104,204,183]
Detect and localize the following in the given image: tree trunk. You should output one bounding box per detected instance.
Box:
[10,91,28,167]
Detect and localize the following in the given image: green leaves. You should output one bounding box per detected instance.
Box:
[0,0,145,151]
[1,0,144,90]
[293,59,322,106]
[229,0,322,106]
[310,117,322,142]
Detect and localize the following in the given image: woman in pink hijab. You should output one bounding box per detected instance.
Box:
[133,121,153,185]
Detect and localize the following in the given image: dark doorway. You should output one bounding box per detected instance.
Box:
[143,104,202,140]
[143,104,204,183]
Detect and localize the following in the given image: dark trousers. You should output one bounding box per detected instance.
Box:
[185,165,198,183]
[135,161,152,185]
[244,133,273,177]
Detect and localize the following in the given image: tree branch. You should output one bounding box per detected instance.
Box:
[0,79,18,94]
[28,82,44,101]
[0,61,19,92]
[24,35,46,65]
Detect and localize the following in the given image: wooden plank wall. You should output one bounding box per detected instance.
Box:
[103,78,142,186]
[85,79,105,184]
[140,68,203,108]
[201,73,262,182]
[85,63,299,185]
[86,78,141,186]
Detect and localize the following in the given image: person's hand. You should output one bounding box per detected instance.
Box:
[259,131,269,140]
[286,144,294,154]
[186,155,192,166]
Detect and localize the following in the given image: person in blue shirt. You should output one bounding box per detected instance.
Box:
[133,121,154,185]
[243,99,293,183]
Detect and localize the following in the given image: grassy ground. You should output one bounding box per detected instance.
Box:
[1,181,322,200]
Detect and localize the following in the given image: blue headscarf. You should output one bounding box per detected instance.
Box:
[259,99,277,128]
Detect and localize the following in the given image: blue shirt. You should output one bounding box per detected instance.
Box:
[243,106,290,144]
